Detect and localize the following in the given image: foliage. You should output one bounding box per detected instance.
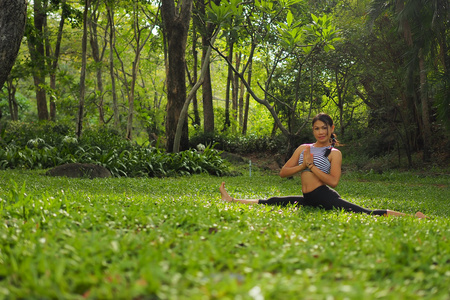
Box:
[3,0,449,164]
[0,170,448,298]
[189,131,290,154]
[0,122,229,177]
[1,121,72,148]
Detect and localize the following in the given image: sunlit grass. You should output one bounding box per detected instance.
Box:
[0,169,449,299]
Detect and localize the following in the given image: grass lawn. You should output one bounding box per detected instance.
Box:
[0,169,449,299]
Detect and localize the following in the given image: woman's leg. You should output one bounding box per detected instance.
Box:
[220,183,428,218]
[386,210,428,219]
[220,182,259,204]
[219,182,304,206]
[302,185,377,213]
[309,186,428,218]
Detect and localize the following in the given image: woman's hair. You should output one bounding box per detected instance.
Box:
[312,113,339,148]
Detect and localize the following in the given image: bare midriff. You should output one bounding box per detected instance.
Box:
[301,171,325,193]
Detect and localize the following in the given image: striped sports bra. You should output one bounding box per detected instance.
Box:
[298,144,332,174]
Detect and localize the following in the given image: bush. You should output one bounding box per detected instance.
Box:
[189,131,288,154]
[0,122,229,177]
[79,125,132,151]
[1,121,72,148]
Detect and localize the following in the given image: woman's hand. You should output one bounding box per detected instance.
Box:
[303,145,314,168]
[279,145,308,178]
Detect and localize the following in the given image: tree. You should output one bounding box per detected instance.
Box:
[76,0,89,138]
[48,0,69,121]
[111,1,158,140]
[106,1,120,130]
[368,0,449,161]
[161,0,193,152]
[187,19,201,128]
[173,26,220,152]
[351,16,419,165]
[26,0,49,120]
[194,0,219,134]
[0,0,27,90]
[89,0,108,125]
[210,0,340,156]
[24,0,80,121]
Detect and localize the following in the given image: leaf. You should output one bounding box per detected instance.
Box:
[311,13,318,25]
[286,10,294,27]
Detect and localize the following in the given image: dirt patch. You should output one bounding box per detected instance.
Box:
[241,152,285,172]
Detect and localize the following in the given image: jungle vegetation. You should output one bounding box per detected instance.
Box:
[0,0,449,168]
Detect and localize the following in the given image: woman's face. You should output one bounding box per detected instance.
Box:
[312,120,334,143]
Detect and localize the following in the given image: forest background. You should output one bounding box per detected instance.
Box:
[1,0,449,171]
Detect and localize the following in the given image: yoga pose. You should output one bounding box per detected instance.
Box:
[220,113,427,219]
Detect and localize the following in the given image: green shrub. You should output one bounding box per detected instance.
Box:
[2,121,72,147]
[0,122,231,177]
[189,131,288,154]
[79,126,132,151]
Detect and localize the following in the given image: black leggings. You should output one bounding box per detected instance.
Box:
[258,185,387,216]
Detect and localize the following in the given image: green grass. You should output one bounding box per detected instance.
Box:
[0,169,449,299]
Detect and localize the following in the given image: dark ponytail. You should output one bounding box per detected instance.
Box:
[330,133,338,147]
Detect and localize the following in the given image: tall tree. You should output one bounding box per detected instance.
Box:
[112,1,157,140]
[210,1,340,156]
[89,0,108,125]
[0,0,27,90]
[194,0,218,134]
[187,20,201,128]
[368,0,449,161]
[76,0,89,138]
[161,0,193,152]
[24,0,79,121]
[26,0,49,120]
[6,78,19,121]
[106,2,120,130]
[241,54,253,135]
[48,0,68,121]
[173,26,220,152]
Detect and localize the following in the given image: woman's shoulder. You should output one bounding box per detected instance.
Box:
[329,147,342,159]
[330,147,341,153]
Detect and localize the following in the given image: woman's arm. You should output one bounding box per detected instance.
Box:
[307,148,342,188]
[279,145,308,178]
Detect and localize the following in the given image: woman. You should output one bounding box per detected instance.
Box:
[220,113,427,219]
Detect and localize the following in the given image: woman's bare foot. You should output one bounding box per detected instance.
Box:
[219,182,234,202]
[415,212,428,219]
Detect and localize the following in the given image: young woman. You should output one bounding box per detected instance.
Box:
[220,113,427,219]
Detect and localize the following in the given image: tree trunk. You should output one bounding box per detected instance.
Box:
[418,49,431,162]
[28,0,49,120]
[242,56,253,135]
[196,0,217,134]
[89,1,107,125]
[49,0,67,121]
[161,0,193,152]
[7,78,19,121]
[231,52,241,132]
[126,1,153,141]
[202,34,215,133]
[191,24,201,128]
[0,0,27,89]
[107,5,120,130]
[173,29,219,152]
[77,0,89,138]
[239,75,245,128]
[224,39,233,131]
